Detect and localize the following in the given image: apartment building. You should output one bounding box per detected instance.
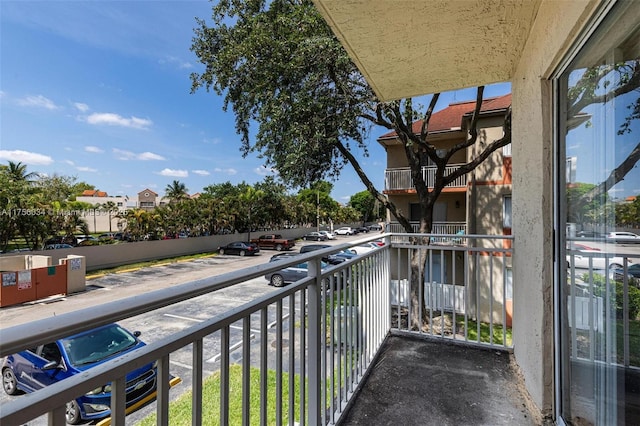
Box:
[380,94,512,238]
[379,94,513,325]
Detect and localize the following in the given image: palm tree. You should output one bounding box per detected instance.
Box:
[3,161,38,183]
[102,201,118,232]
[165,180,189,203]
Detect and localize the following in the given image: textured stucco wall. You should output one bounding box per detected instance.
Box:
[510,0,599,416]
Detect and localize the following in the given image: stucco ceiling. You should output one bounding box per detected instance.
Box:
[314,0,541,101]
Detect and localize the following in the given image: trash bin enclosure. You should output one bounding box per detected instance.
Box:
[0,255,68,308]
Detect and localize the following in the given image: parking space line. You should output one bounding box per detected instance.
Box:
[169,359,215,375]
[163,314,262,333]
[164,313,203,322]
[207,334,255,363]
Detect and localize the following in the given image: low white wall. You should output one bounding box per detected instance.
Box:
[21,228,321,272]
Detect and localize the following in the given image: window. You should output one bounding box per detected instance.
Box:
[503,196,512,229]
[40,343,61,362]
[502,143,512,157]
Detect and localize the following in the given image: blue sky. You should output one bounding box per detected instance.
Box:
[1,1,512,204]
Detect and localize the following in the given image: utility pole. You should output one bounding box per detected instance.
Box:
[316,190,320,232]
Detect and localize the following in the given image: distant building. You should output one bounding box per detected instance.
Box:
[75,191,129,211]
[137,189,159,210]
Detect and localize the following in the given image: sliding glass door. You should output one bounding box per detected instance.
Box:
[556,2,640,424]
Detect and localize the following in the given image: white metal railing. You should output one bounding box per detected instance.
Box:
[388,222,467,244]
[384,164,467,191]
[0,237,390,426]
[389,233,514,348]
[566,247,638,368]
[1,234,523,425]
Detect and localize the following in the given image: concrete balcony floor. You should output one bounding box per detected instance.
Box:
[341,333,541,425]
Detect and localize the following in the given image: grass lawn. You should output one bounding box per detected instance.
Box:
[136,365,303,426]
[457,317,513,346]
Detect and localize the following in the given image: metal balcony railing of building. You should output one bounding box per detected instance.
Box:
[388,222,467,242]
[384,164,467,191]
[389,233,514,348]
[1,234,517,425]
[566,245,638,369]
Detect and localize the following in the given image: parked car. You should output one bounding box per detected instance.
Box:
[302,231,328,241]
[349,242,381,255]
[356,226,370,233]
[44,243,74,250]
[265,256,328,287]
[1,323,157,424]
[576,230,601,238]
[45,235,76,246]
[299,245,348,265]
[318,230,335,240]
[610,263,640,279]
[606,231,640,243]
[218,241,260,256]
[566,247,630,270]
[75,235,99,246]
[249,234,295,251]
[299,244,359,263]
[334,227,355,235]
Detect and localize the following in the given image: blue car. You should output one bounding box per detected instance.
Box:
[2,323,157,424]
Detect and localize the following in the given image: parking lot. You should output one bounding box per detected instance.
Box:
[0,234,366,425]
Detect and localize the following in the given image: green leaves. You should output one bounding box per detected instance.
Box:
[191,0,376,188]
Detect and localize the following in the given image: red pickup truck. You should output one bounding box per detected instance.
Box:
[250,234,295,251]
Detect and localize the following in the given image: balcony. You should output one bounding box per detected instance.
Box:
[388,221,467,238]
[0,234,558,425]
[384,165,467,192]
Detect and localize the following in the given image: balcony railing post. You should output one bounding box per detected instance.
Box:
[307,258,323,426]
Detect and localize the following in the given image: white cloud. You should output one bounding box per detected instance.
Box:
[160,56,193,70]
[192,169,210,176]
[158,168,188,177]
[112,148,165,161]
[204,137,222,145]
[85,145,104,153]
[17,95,60,110]
[214,167,238,176]
[138,152,165,161]
[85,112,152,129]
[76,166,97,172]
[64,160,75,166]
[113,148,136,160]
[74,102,90,112]
[0,149,54,165]
[254,166,277,176]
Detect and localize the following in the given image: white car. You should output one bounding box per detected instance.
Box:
[606,231,640,243]
[566,248,630,270]
[349,242,380,255]
[334,227,355,235]
[318,230,335,240]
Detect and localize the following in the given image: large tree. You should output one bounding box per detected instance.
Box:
[191,1,512,233]
[191,0,512,328]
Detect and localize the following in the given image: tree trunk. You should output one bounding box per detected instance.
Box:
[408,210,434,330]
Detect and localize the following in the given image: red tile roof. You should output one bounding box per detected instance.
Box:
[379,93,511,140]
[81,189,108,197]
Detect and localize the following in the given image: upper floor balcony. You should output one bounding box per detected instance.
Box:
[1,234,636,425]
[384,164,467,193]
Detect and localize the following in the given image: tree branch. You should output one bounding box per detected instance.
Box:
[334,141,413,232]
